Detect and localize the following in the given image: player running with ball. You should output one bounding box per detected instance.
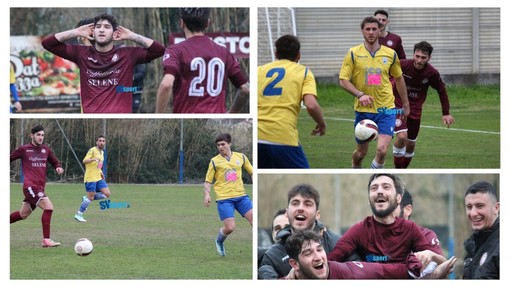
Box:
[10,125,64,247]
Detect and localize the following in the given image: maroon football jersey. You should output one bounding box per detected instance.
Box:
[162,35,248,113]
[394,59,450,119]
[328,261,409,279]
[379,32,406,60]
[327,217,430,265]
[420,226,444,256]
[42,36,165,113]
[10,143,61,190]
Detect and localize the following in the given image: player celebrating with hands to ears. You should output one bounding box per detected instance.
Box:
[42,13,165,113]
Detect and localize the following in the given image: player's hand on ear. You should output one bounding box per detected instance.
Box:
[78,23,94,40]
[113,26,134,41]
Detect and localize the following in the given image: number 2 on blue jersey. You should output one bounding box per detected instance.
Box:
[262,68,285,96]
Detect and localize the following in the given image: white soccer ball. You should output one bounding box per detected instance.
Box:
[355,119,379,142]
[74,238,93,256]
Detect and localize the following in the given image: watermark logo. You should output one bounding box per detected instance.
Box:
[116,86,139,93]
[377,107,404,115]
[366,254,390,262]
[99,199,131,210]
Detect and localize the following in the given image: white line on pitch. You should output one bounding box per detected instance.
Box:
[323,117,500,135]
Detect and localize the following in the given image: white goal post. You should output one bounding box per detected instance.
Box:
[257,7,296,66]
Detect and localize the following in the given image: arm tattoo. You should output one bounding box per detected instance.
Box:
[131,35,149,48]
[58,31,77,42]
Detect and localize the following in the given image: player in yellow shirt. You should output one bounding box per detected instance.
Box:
[204,133,253,256]
[10,65,22,113]
[258,34,326,168]
[75,135,111,222]
[339,17,410,168]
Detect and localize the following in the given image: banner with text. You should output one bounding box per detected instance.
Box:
[10,36,81,113]
[168,33,249,59]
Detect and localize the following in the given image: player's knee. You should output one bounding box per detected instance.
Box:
[224,224,236,234]
[354,149,367,158]
[376,145,389,155]
[19,211,31,219]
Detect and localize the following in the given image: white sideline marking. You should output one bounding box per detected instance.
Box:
[324,117,500,135]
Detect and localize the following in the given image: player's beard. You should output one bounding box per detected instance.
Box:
[370,196,399,218]
[95,35,113,47]
[31,137,43,146]
[364,35,378,45]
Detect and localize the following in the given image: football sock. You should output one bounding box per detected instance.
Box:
[94,193,107,200]
[217,228,228,243]
[394,156,406,168]
[10,211,23,223]
[393,145,406,168]
[42,210,53,238]
[403,153,414,168]
[370,159,384,169]
[79,198,92,213]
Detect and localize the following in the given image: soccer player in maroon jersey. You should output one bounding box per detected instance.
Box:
[395,189,445,274]
[10,125,64,247]
[156,8,249,113]
[396,190,444,256]
[392,41,455,168]
[42,13,165,113]
[327,174,447,277]
[285,230,456,279]
[374,9,406,60]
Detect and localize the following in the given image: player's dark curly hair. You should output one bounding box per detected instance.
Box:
[94,13,118,31]
[367,174,405,195]
[275,34,300,61]
[414,41,434,56]
[285,230,322,261]
[180,8,211,33]
[361,16,383,29]
[287,183,320,209]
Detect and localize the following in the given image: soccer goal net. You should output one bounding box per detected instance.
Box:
[257,7,296,66]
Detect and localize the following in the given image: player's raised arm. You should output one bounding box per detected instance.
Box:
[54,23,94,43]
[114,26,153,48]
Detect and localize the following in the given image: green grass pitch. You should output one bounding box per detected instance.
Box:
[10,183,253,279]
[297,84,500,168]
